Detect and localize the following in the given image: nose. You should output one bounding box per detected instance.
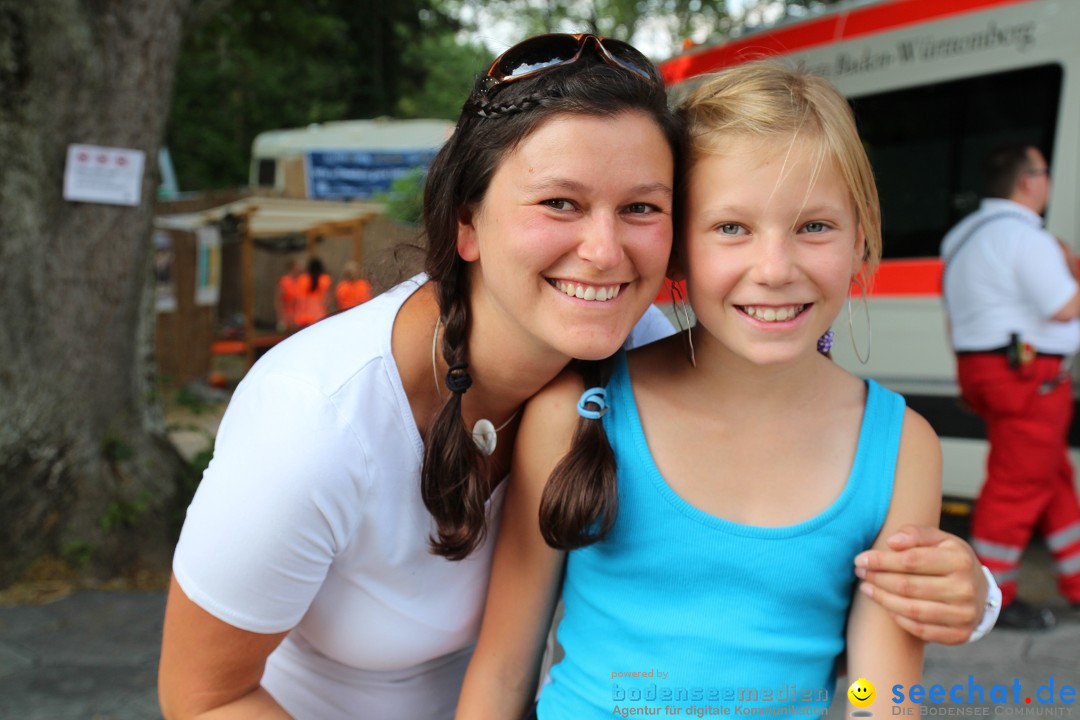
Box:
[750,231,798,287]
[577,214,624,270]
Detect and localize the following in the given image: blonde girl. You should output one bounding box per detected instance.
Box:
[458,61,941,719]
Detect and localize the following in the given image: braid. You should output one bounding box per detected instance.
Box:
[421,269,493,560]
[538,355,619,550]
[468,95,541,119]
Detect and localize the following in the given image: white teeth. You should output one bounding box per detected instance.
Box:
[741,304,804,322]
[551,280,622,302]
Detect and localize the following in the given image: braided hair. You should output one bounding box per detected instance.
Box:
[419,49,684,560]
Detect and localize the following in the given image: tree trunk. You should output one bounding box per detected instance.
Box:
[0,0,193,586]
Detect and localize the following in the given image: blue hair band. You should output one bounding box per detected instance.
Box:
[577,387,608,420]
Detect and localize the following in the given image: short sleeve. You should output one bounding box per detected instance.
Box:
[624,304,676,350]
[173,370,369,634]
[1014,230,1079,317]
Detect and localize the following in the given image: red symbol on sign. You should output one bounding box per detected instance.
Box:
[116,156,127,167]
[97,154,108,164]
[77,152,89,163]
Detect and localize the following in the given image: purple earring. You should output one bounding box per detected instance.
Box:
[817,329,834,355]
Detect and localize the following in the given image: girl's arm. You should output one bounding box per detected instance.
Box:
[846,407,942,715]
[455,373,583,719]
[158,576,292,719]
[854,526,995,644]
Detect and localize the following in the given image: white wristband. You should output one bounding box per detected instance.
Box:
[966,565,1002,643]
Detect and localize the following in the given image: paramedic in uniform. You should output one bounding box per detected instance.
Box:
[942,143,1080,629]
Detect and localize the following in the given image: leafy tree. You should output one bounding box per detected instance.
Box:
[451,0,849,62]
[167,0,487,190]
[395,29,492,119]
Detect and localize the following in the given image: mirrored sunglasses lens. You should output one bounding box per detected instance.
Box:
[601,39,653,79]
[495,35,581,80]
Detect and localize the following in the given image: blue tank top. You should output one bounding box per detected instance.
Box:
[537,351,904,719]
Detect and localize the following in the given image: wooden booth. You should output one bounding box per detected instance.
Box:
[154,197,385,379]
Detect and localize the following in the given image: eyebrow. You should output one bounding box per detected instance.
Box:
[524,178,673,197]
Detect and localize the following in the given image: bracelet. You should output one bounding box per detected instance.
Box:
[966,565,1002,643]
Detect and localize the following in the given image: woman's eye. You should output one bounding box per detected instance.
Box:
[626,202,657,215]
[542,199,573,211]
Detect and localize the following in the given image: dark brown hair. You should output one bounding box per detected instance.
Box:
[420,45,684,560]
[537,356,620,549]
[982,143,1038,199]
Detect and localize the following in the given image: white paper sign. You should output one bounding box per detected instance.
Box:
[63,144,146,206]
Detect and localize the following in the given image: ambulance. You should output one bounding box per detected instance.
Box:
[660,0,1080,498]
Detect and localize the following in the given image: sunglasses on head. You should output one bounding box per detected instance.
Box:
[482,33,656,94]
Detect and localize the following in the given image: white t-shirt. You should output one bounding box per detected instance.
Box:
[942,198,1080,355]
[173,275,675,719]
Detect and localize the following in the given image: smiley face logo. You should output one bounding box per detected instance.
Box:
[848,678,876,709]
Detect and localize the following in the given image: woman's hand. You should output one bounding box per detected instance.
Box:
[854,524,991,645]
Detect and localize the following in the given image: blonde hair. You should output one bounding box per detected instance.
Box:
[680,61,882,281]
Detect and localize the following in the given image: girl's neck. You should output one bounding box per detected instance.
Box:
[690,336,836,411]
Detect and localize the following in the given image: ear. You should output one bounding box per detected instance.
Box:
[456,207,480,262]
[852,227,867,276]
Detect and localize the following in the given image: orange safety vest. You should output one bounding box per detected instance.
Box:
[277,275,300,328]
[293,273,331,327]
[335,279,372,311]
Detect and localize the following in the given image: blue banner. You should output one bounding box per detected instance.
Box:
[305,149,438,199]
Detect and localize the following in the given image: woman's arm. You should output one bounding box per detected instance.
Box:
[854,526,996,644]
[455,374,583,719]
[158,576,292,719]
[846,407,942,714]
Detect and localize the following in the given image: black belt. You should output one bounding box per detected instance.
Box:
[956,346,1064,359]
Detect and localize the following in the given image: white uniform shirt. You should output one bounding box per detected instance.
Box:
[173,275,675,720]
[942,198,1080,355]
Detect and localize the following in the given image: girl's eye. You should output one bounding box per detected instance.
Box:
[803,221,828,233]
[718,223,744,235]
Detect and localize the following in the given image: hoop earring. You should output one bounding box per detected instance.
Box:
[670,282,696,368]
[847,278,871,364]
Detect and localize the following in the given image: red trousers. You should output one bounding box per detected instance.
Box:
[958,353,1080,605]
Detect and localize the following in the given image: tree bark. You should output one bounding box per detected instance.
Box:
[0,0,193,586]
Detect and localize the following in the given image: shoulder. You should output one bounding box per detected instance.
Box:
[890,406,943,523]
[519,368,587,445]
[261,277,422,391]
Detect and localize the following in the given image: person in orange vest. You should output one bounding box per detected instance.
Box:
[335,260,372,312]
[293,257,331,328]
[274,258,303,332]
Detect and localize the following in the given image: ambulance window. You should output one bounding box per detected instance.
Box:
[850,63,1062,259]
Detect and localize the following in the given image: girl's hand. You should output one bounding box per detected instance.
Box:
[854,524,990,645]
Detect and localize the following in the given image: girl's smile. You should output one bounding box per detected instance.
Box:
[682,133,864,368]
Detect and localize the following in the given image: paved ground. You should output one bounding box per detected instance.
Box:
[0,542,1076,719]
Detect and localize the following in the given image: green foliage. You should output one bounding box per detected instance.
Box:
[376,168,426,225]
[99,490,154,532]
[168,0,473,190]
[60,541,94,569]
[102,434,134,463]
[173,441,214,538]
[174,386,210,415]
[395,31,491,119]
